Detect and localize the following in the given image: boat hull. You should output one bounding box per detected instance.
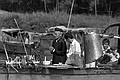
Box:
[0,66,120,80]
[1,73,120,80]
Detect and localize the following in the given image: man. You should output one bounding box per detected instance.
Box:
[64,32,82,67]
[49,28,67,64]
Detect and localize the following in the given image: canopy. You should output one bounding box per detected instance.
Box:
[47,26,103,33]
[1,28,23,37]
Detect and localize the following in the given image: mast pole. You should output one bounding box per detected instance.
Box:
[44,0,47,12]
[67,0,75,28]
[95,0,97,16]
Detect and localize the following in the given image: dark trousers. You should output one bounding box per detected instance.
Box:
[97,55,111,64]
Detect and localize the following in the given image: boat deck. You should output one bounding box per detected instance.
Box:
[0,64,119,75]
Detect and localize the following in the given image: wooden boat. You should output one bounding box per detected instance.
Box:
[0,64,120,80]
[0,23,119,80]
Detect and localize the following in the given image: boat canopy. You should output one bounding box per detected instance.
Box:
[47,26,103,33]
[1,28,23,37]
[1,28,23,32]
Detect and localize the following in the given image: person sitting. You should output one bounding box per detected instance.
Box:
[97,38,112,64]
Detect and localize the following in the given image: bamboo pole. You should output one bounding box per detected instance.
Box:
[95,0,97,16]
[67,0,75,28]
[44,0,47,12]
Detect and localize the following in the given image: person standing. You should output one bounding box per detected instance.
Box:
[64,32,82,67]
[49,28,67,64]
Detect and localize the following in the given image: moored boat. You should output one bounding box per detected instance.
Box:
[0,23,120,80]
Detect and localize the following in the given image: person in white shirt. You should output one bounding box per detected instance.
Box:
[67,38,81,57]
[64,32,82,67]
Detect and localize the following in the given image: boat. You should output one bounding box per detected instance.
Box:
[0,23,120,80]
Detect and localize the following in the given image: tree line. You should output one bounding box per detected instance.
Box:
[0,0,120,15]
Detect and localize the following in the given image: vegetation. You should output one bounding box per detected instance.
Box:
[0,0,120,16]
[0,0,119,33]
[0,11,118,33]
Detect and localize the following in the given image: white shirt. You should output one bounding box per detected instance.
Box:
[102,46,110,55]
[25,38,29,44]
[102,46,119,62]
[109,51,119,62]
[67,39,81,57]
